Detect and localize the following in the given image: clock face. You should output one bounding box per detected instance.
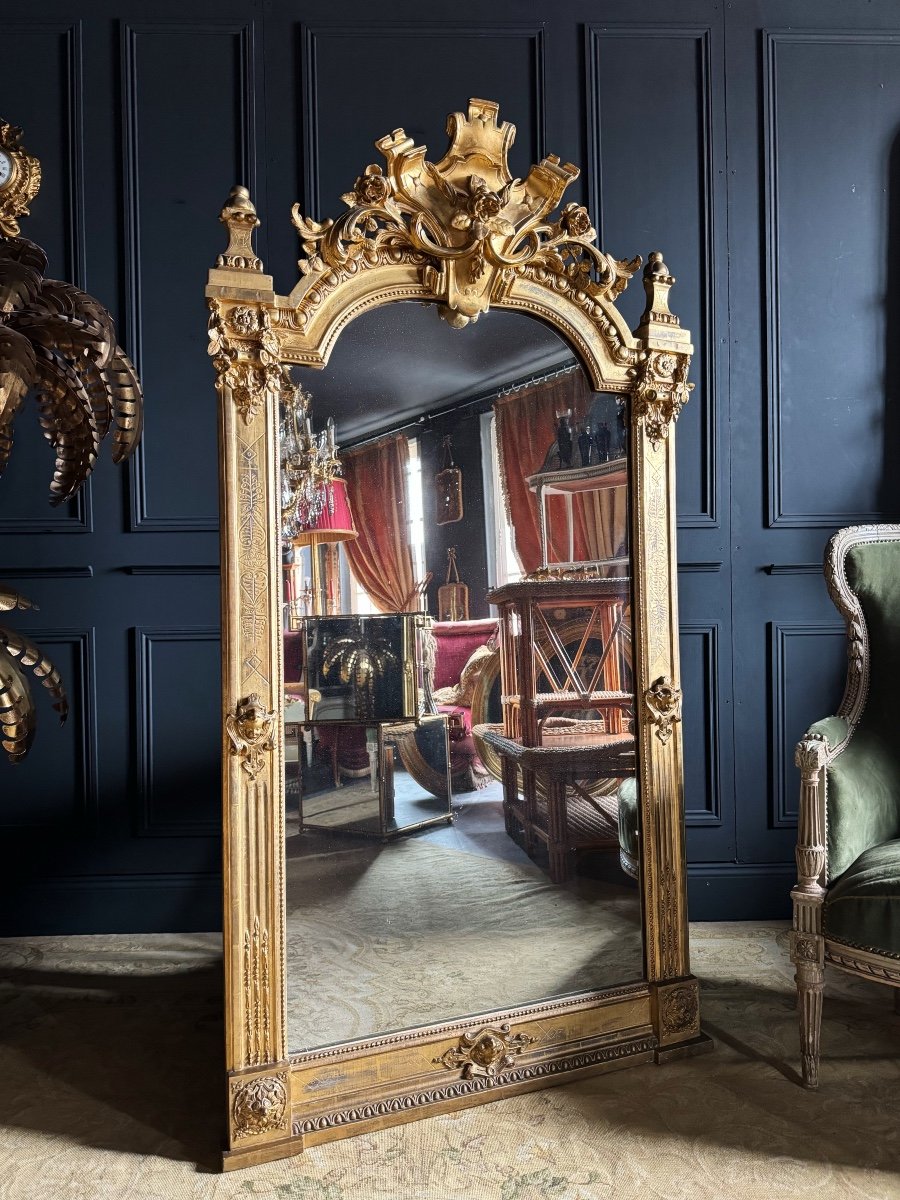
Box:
[0,150,12,189]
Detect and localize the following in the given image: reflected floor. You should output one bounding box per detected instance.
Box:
[300,772,450,836]
[285,782,643,1053]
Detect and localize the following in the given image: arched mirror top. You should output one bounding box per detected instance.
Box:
[208,98,692,408]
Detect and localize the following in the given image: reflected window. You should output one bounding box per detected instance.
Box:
[347,436,425,614]
[481,411,523,590]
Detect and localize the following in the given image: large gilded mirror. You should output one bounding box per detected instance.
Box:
[207,99,707,1170]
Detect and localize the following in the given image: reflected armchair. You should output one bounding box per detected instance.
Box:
[429,618,499,792]
[791,524,900,1089]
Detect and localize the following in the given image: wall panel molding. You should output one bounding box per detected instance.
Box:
[0,872,221,936]
[0,566,93,579]
[134,625,221,837]
[768,620,845,827]
[678,561,723,573]
[122,19,257,533]
[587,24,718,528]
[300,22,547,220]
[123,565,219,575]
[763,28,900,527]
[680,620,721,826]
[0,628,97,831]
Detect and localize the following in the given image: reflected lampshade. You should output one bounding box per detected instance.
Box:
[290,477,357,546]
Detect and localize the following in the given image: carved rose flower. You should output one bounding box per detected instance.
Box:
[560,203,593,238]
[468,182,502,223]
[351,168,391,207]
[451,176,514,241]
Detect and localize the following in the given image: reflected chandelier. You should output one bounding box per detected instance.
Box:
[279,376,341,543]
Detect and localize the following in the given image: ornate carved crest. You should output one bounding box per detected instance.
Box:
[290,98,640,329]
[225,693,276,777]
[433,1023,535,1079]
[644,676,683,745]
[230,1071,289,1140]
[0,120,42,238]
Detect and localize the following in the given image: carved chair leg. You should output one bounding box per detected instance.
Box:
[792,736,829,1089]
[795,960,824,1089]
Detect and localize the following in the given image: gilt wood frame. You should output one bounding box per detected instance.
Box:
[206,98,705,1170]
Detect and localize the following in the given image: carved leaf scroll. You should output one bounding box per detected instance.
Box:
[433,1023,535,1079]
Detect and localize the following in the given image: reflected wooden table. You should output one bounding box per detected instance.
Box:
[474,722,636,883]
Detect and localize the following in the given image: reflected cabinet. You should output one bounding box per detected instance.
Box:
[207,98,707,1170]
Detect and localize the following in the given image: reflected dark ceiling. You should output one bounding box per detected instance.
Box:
[299,301,573,445]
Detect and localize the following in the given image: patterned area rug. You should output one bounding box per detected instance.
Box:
[0,924,898,1199]
[283,839,643,1049]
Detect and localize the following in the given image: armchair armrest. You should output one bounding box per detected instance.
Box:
[794,733,831,900]
[805,715,850,760]
[792,717,850,896]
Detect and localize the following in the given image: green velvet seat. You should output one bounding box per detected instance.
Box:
[824,839,900,957]
[791,525,900,1090]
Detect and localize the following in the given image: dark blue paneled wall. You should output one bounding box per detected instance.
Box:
[1,0,897,932]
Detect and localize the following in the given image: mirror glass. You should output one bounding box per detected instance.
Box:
[281,303,642,1053]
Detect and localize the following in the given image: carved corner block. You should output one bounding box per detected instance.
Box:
[228,1067,291,1146]
[789,931,825,969]
[653,979,700,1047]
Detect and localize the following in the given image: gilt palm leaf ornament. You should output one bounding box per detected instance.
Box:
[0,236,143,504]
[322,634,400,719]
[0,120,144,762]
[0,120,143,504]
[0,586,67,763]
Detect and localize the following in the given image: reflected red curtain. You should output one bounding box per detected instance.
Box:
[495,372,628,574]
[494,372,591,573]
[341,434,417,612]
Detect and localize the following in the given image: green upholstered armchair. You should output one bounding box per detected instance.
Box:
[791,524,900,1089]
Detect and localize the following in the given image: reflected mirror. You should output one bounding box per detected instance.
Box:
[280,304,643,1054]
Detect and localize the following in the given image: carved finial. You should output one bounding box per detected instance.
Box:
[217,185,263,273]
[639,250,679,328]
[0,120,42,237]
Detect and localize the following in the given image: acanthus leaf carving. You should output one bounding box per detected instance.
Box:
[632,350,693,452]
[794,733,829,778]
[208,299,282,426]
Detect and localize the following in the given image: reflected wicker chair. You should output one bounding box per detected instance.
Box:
[791,524,900,1088]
